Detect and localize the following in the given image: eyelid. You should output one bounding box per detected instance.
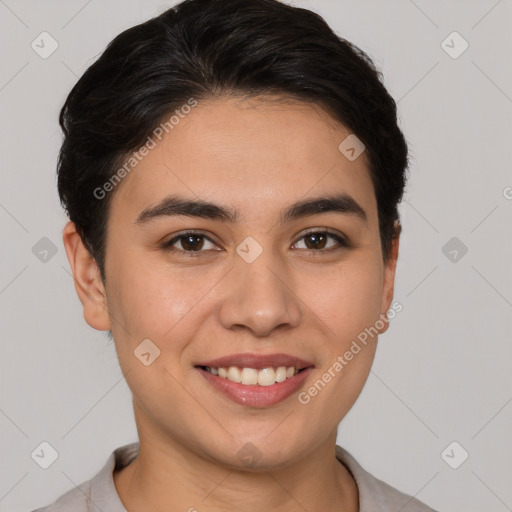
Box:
[294,227,349,247]
[161,230,221,251]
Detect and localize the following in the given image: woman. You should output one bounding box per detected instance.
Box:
[34,0,437,510]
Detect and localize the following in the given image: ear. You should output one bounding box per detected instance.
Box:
[378,223,400,335]
[62,221,111,331]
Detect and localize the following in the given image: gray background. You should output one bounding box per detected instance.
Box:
[1,1,511,510]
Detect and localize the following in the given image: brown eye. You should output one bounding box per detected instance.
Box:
[293,231,348,251]
[304,232,328,250]
[162,232,218,253]
[180,234,205,251]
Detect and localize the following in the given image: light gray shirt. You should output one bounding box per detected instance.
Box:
[33,443,437,511]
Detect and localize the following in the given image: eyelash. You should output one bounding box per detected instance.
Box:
[160,229,350,256]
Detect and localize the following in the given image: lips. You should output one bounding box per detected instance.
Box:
[194,352,315,407]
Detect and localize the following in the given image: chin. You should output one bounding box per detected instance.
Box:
[205,434,307,472]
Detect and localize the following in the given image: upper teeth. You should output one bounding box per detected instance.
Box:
[206,366,298,386]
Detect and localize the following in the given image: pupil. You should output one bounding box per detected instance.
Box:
[306,233,326,250]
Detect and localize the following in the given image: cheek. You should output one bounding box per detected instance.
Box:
[304,255,382,408]
[107,253,194,330]
[106,265,206,409]
[301,265,381,420]
[105,252,223,370]
[307,256,384,338]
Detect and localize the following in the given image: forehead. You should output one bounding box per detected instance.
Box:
[110,96,377,223]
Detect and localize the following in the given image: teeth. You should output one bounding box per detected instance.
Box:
[258,367,276,386]
[205,365,299,386]
[275,366,287,382]
[240,367,258,385]
[227,366,241,383]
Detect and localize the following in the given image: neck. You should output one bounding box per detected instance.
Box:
[114,414,358,511]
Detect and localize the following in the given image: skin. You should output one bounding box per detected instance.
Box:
[63,95,400,512]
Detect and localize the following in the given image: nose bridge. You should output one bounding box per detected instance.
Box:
[218,246,301,336]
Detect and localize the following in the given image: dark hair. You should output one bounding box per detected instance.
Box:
[57,0,409,281]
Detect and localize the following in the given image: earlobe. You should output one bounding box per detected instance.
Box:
[378,224,401,334]
[62,221,111,331]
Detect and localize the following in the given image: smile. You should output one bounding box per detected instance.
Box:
[194,353,314,407]
[202,365,300,386]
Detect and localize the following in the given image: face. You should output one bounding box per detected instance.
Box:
[66,95,399,470]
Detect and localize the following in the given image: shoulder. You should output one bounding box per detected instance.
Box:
[32,443,139,512]
[335,446,438,512]
[32,482,90,512]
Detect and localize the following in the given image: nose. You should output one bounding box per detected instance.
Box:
[218,252,302,337]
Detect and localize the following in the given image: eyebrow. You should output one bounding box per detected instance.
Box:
[135,193,367,225]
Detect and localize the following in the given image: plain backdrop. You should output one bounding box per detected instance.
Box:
[0,1,511,511]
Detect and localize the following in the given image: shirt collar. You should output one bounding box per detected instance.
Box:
[87,442,139,512]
